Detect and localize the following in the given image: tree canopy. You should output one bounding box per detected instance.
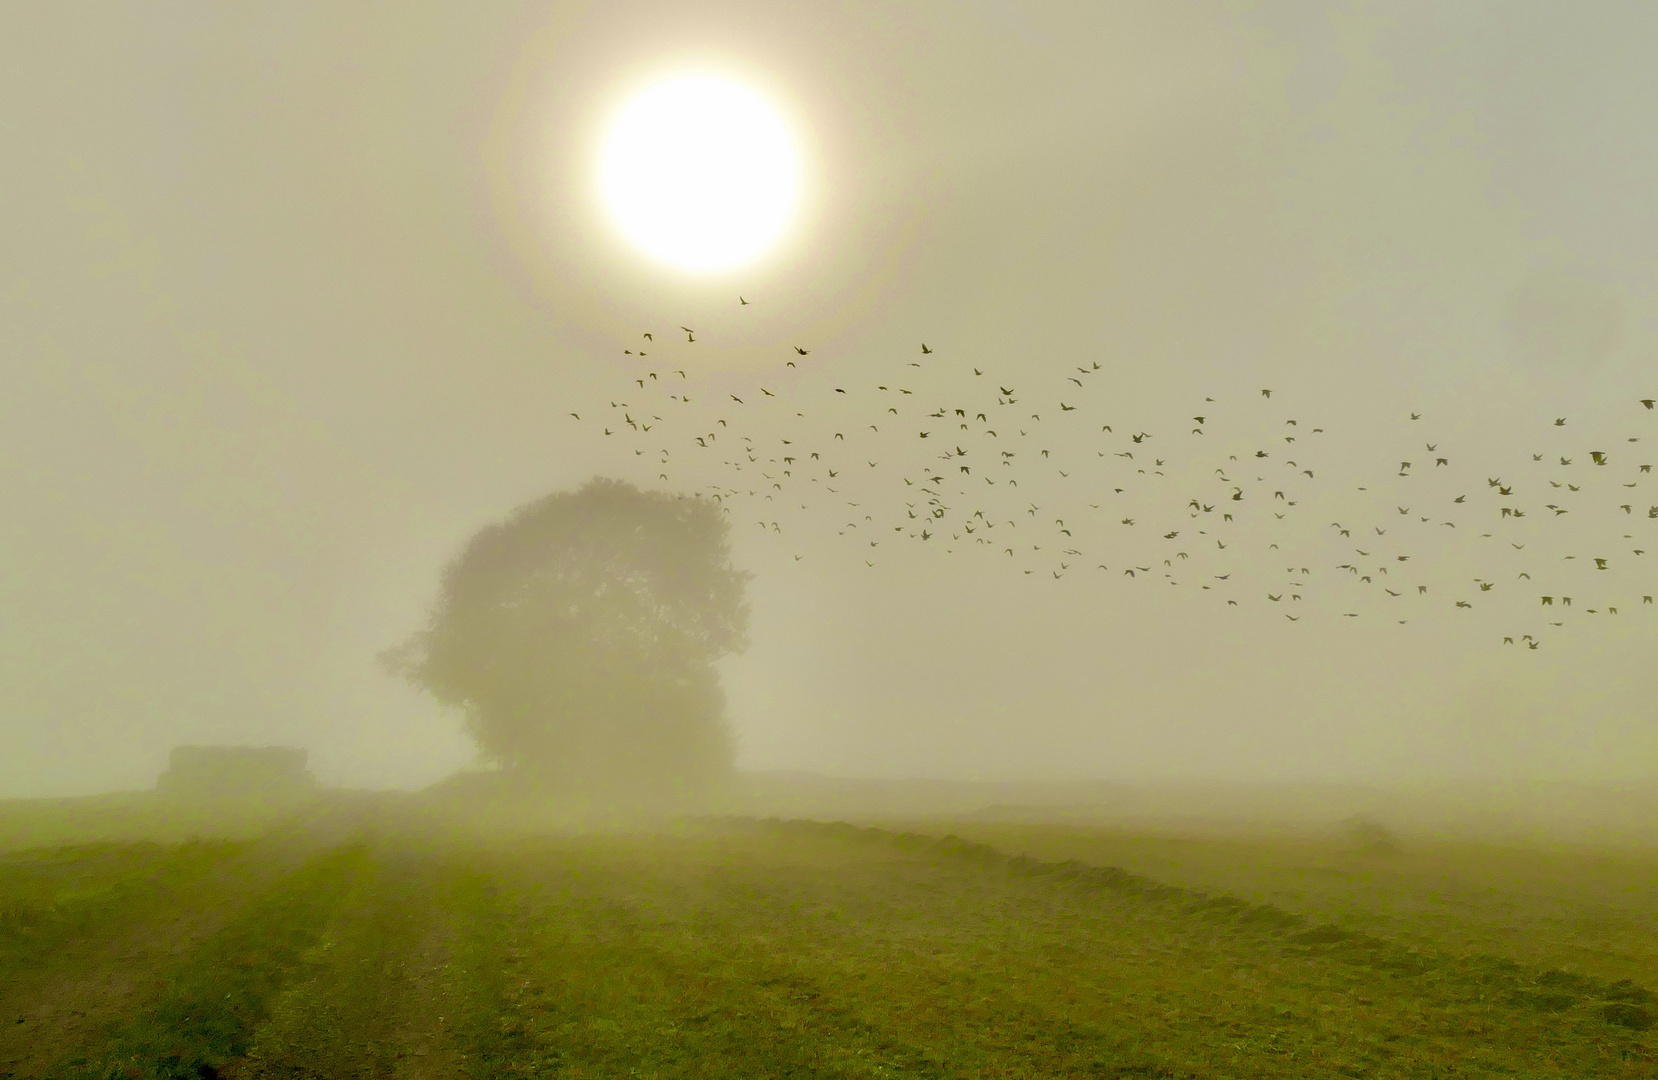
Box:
[387,478,749,800]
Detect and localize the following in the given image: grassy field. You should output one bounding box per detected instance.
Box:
[1,800,1656,1078]
[0,795,315,854]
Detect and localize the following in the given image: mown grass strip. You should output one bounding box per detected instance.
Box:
[746,816,1658,1033]
[46,842,371,1080]
[232,850,462,1079]
[408,825,1658,1077]
[441,858,954,1079]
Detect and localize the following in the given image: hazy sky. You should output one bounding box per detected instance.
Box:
[3,2,1655,797]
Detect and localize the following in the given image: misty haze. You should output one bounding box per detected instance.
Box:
[2,3,1656,1077]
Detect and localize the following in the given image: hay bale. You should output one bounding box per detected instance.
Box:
[156,745,314,804]
[1342,813,1401,855]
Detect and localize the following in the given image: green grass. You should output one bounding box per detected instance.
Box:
[433,821,1656,1078]
[0,793,319,853]
[928,821,1658,987]
[0,840,246,976]
[2,806,1656,1077]
[233,849,462,1078]
[47,842,369,1079]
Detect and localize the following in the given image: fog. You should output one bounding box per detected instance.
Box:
[2,2,1654,801]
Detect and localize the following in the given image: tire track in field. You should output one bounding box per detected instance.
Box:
[442,844,959,1079]
[230,850,465,1080]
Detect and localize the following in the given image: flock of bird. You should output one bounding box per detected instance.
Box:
[569,301,1654,649]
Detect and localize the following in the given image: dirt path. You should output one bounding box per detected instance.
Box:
[229,850,466,1080]
[389,917,466,1080]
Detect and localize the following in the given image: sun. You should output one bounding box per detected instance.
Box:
[601,76,797,271]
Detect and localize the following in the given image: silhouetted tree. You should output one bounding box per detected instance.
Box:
[386,478,749,800]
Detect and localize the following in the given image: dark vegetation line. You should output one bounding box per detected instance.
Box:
[726,816,1657,1029]
[46,842,370,1080]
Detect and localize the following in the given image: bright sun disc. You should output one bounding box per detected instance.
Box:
[602,76,797,270]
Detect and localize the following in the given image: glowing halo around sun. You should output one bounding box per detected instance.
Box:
[601,76,798,271]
